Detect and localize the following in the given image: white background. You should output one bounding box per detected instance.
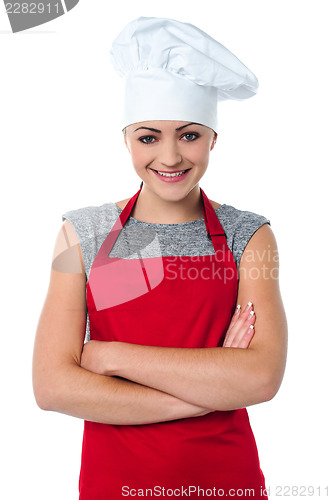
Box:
[1,1,331,498]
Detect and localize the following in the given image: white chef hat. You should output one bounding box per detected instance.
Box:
[109,17,259,132]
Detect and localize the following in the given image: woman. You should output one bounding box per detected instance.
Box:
[33,17,287,499]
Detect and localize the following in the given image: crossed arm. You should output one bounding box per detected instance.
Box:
[81,305,267,412]
[33,220,287,424]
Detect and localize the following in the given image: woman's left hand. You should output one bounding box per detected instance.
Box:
[222,302,256,348]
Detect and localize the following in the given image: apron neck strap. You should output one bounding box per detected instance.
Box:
[118,185,142,226]
[95,186,143,262]
[200,188,226,249]
[101,184,227,260]
[124,185,227,250]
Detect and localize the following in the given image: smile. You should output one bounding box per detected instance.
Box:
[151,168,191,183]
[156,169,187,177]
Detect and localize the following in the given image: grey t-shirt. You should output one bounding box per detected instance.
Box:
[62,201,270,342]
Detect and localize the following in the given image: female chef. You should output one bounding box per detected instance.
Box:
[33,17,287,499]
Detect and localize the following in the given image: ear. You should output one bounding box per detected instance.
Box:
[124,135,131,154]
[210,132,218,151]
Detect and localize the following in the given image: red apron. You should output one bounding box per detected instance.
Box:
[81,186,267,499]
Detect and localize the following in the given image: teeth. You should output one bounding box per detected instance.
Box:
[157,170,187,177]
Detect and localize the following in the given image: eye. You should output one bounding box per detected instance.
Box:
[182,132,200,142]
[139,135,156,144]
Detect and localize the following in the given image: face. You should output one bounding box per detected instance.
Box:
[124,120,217,202]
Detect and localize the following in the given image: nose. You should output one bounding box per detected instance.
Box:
[159,139,182,168]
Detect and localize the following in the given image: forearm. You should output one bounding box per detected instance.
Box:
[108,343,278,411]
[36,361,211,425]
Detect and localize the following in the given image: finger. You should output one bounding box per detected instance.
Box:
[223,304,241,345]
[228,304,241,329]
[231,310,256,348]
[237,325,255,349]
[224,302,254,347]
[223,304,241,344]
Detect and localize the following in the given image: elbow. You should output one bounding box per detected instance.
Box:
[33,369,67,412]
[258,372,283,403]
[33,385,54,411]
[211,374,282,411]
[33,355,56,411]
[33,356,81,412]
[33,375,60,411]
[33,364,57,411]
[252,350,287,404]
[259,384,278,404]
[35,397,52,412]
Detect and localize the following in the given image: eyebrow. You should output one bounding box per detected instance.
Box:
[133,122,201,133]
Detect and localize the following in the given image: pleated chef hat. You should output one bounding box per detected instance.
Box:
[109,17,259,132]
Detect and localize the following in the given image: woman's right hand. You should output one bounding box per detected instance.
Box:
[223,302,256,349]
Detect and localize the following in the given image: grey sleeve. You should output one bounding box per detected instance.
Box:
[220,205,271,272]
[61,207,95,343]
[62,211,88,279]
[61,202,119,343]
[61,203,116,281]
[233,212,270,271]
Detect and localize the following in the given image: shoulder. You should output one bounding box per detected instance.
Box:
[61,201,120,237]
[61,201,121,281]
[217,203,269,227]
[216,203,271,271]
[62,201,119,225]
[114,198,131,210]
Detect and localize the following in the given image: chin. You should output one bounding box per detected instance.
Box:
[151,183,199,202]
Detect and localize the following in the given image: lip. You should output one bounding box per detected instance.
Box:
[150,168,191,183]
[154,169,187,173]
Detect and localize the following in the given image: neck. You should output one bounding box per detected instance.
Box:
[131,185,203,224]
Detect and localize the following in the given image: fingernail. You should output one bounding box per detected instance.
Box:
[236,304,241,313]
[247,301,253,308]
[249,310,255,317]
